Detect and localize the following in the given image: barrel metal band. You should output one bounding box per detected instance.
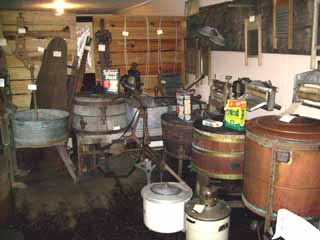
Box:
[193,128,245,144]
[192,144,244,158]
[74,100,125,107]
[73,112,126,118]
[192,163,243,180]
[246,131,320,150]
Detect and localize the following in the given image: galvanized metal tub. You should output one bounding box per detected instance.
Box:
[192,119,245,180]
[72,93,128,134]
[243,115,320,218]
[12,109,69,148]
[127,96,175,138]
[162,112,200,161]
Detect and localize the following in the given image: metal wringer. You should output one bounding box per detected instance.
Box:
[289,67,320,119]
[238,79,280,112]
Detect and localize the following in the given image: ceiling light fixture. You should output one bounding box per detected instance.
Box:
[39,0,81,15]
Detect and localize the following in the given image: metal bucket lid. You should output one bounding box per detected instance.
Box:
[151,182,182,196]
[141,182,192,204]
[186,199,231,221]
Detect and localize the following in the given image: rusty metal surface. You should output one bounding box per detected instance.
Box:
[246,115,320,142]
[161,112,196,160]
[243,115,320,217]
[72,93,128,134]
[12,109,69,148]
[192,119,245,180]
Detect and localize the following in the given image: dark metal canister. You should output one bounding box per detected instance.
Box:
[192,119,245,180]
[161,112,196,161]
[243,115,320,217]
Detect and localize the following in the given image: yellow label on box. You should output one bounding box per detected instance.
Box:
[224,100,247,131]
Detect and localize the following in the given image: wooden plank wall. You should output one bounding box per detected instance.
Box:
[92,16,186,91]
[0,12,186,109]
[0,10,76,110]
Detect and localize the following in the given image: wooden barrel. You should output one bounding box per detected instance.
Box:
[243,115,320,218]
[192,119,245,180]
[73,93,128,134]
[161,112,195,160]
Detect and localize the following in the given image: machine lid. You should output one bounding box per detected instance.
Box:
[185,199,231,221]
[193,119,245,135]
[141,182,192,204]
[75,92,124,104]
[246,115,320,142]
[151,182,182,196]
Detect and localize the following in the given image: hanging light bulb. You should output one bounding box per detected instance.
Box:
[39,0,80,15]
[55,0,64,15]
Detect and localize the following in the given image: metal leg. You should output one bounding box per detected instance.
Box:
[135,158,156,185]
[56,145,78,183]
[178,159,183,177]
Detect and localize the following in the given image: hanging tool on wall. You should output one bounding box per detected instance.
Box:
[95,18,112,86]
[0,21,12,106]
[120,62,142,94]
[15,13,38,118]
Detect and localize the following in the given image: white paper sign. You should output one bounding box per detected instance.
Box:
[53,51,62,57]
[113,126,121,131]
[202,119,223,128]
[273,209,320,240]
[18,27,26,34]
[98,44,106,52]
[0,38,7,46]
[279,114,296,123]
[37,46,45,53]
[84,45,91,51]
[122,31,129,37]
[149,140,163,148]
[161,80,166,84]
[28,84,37,91]
[193,204,206,214]
[0,78,5,87]
[157,29,163,35]
[249,16,255,22]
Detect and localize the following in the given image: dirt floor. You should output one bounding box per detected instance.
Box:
[0,148,261,240]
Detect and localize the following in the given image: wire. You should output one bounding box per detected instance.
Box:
[157,17,162,74]
[123,16,129,73]
[100,108,140,150]
[174,17,178,73]
[145,16,150,84]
